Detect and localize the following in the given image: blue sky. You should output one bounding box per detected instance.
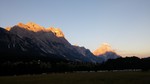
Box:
[0,0,150,57]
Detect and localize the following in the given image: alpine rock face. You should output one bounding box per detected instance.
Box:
[93,43,120,61]
[73,45,103,63]
[0,22,101,63]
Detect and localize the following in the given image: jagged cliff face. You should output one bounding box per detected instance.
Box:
[0,22,100,63]
[6,22,71,55]
[6,22,65,38]
[73,45,103,63]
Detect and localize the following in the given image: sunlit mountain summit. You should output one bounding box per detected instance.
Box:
[6,22,64,37]
[93,43,114,56]
[93,43,120,61]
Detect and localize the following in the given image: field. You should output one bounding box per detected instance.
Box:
[0,71,150,84]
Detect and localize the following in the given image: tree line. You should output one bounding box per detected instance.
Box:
[0,56,150,76]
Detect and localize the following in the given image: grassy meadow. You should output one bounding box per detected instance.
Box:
[0,71,150,84]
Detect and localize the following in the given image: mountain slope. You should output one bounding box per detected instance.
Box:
[0,22,100,63]
[73,45,103,63]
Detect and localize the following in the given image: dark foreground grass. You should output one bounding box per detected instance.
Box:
[0,71,150,84]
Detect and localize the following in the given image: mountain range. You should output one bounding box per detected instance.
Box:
[0,22,120,63]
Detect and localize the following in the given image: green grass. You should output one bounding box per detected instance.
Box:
[0,72,150,84]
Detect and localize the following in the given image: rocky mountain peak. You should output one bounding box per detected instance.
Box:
[93,43,115,56]
[46,27,64,37]
[5,22,64,38]
[15,22,44,32]
[5,27,11,31]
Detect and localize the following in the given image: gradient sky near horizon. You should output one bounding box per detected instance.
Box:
[0,0,150,57]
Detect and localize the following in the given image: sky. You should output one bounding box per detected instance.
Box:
[0,0,150,58]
